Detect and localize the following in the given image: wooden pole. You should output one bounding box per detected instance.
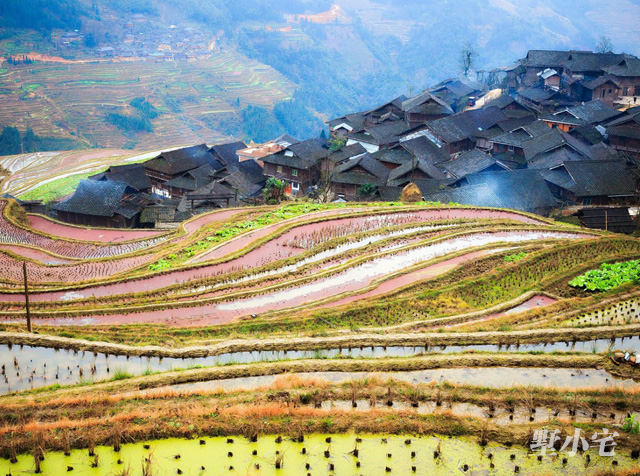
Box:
[22,261,31,332]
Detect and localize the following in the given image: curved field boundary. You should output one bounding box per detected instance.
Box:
[0,228,590,321]
[0,208,554,295]
[1,324,639,358]
[3,354,612,399]
[27,213,166,242]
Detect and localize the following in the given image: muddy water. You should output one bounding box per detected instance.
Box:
[320,400,635,427]
[0,434,633,476]
[144,367,639,396]
[215,231,588,317]
[3,335,639,394]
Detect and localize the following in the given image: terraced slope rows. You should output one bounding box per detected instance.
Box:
[1,200,640,475]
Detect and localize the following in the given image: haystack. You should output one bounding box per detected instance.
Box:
[401,183,422,203]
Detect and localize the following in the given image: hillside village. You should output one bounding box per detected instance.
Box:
[20,49,640,232]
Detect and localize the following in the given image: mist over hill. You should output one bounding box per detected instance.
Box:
[0,0,639,150]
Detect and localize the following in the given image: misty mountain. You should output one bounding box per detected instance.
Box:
[1,0,639,148]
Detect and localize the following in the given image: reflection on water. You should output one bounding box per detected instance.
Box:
[2,334,638,393]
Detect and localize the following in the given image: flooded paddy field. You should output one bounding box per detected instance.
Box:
[1,433,635,476]
[139,367,640,397]
[3,334,640,393]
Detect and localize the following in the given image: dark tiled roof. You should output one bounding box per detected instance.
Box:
[430,79,478,99]
[53,180,144,217]
[399,136,451,164]
[327,143,368,163]
[143,144,213,175]
[209,141,247,167]
[332,154,390,186]
[413,178,456,196]
[606,108,640,128]
[237,159,266,185]
[263,138,327,169]
[289,138,328,161]
[570,125,605,145]
[439,149,506,179]
[423,183,505,208]
[219,170,263,198]
[89,163,151,191]
[361,121,412,146]
[524,50,628,72]
[602,56,640,77]
[426,107,508,143]
[522,129,592,162]
[541,100,622,127]
[582,74,621,90]
[528,148,588,170]
[608,125,640,140]
[517,86,557,102]
[388,158,446,185]
[401,90,454,115]
[496,115,537,132]
[465,169,558,212]
[483,95,517,109]
[563,160,635,197]
[372,148,413,166]
[327,112,366,132]
[273,134,299,147]
[165,164,216,192]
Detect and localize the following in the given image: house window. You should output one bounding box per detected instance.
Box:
[608,89,613,94]
[276,166,282,173]
[508,145,514,152]
[291,182,300,192]
[292,169,298,177]
[601,90,606,98]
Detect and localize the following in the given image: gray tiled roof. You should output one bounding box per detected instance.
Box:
[401,90,454,115]
[602,56,640,77]
[439,149,506,179]
[143,144,213,175]
[327,143,368,163]
[372,148,413,166]
[332,154,390,186]
[399,136,451,164]
[361,121,413,146]
[465,169,558,212]
[53,180,138,217]
[527,148,588,170]
[540,100,622,127]
[209,141,247,167]
[165,164,216,192]
[263,138,328,169]
[89,163,151,191]
[562,160,635,197]
[426,107,508,143]
[424,183,505,208]
[388,158,446,185]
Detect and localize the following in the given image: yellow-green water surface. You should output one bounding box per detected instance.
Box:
[2,434,635,475]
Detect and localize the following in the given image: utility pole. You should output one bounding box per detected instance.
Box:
[22,262,31,332]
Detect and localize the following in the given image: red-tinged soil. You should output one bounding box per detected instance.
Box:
[27,215,165,242]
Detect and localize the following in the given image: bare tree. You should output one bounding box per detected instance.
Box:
[460,42,478,78]
[596,36,614,54]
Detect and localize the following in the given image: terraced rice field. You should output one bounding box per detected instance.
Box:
[1,198,640,475]
[0,50,295,150]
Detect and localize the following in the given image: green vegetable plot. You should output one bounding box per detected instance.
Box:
[569,259,640,291]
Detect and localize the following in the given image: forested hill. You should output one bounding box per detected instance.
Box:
[1,0,639,151]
